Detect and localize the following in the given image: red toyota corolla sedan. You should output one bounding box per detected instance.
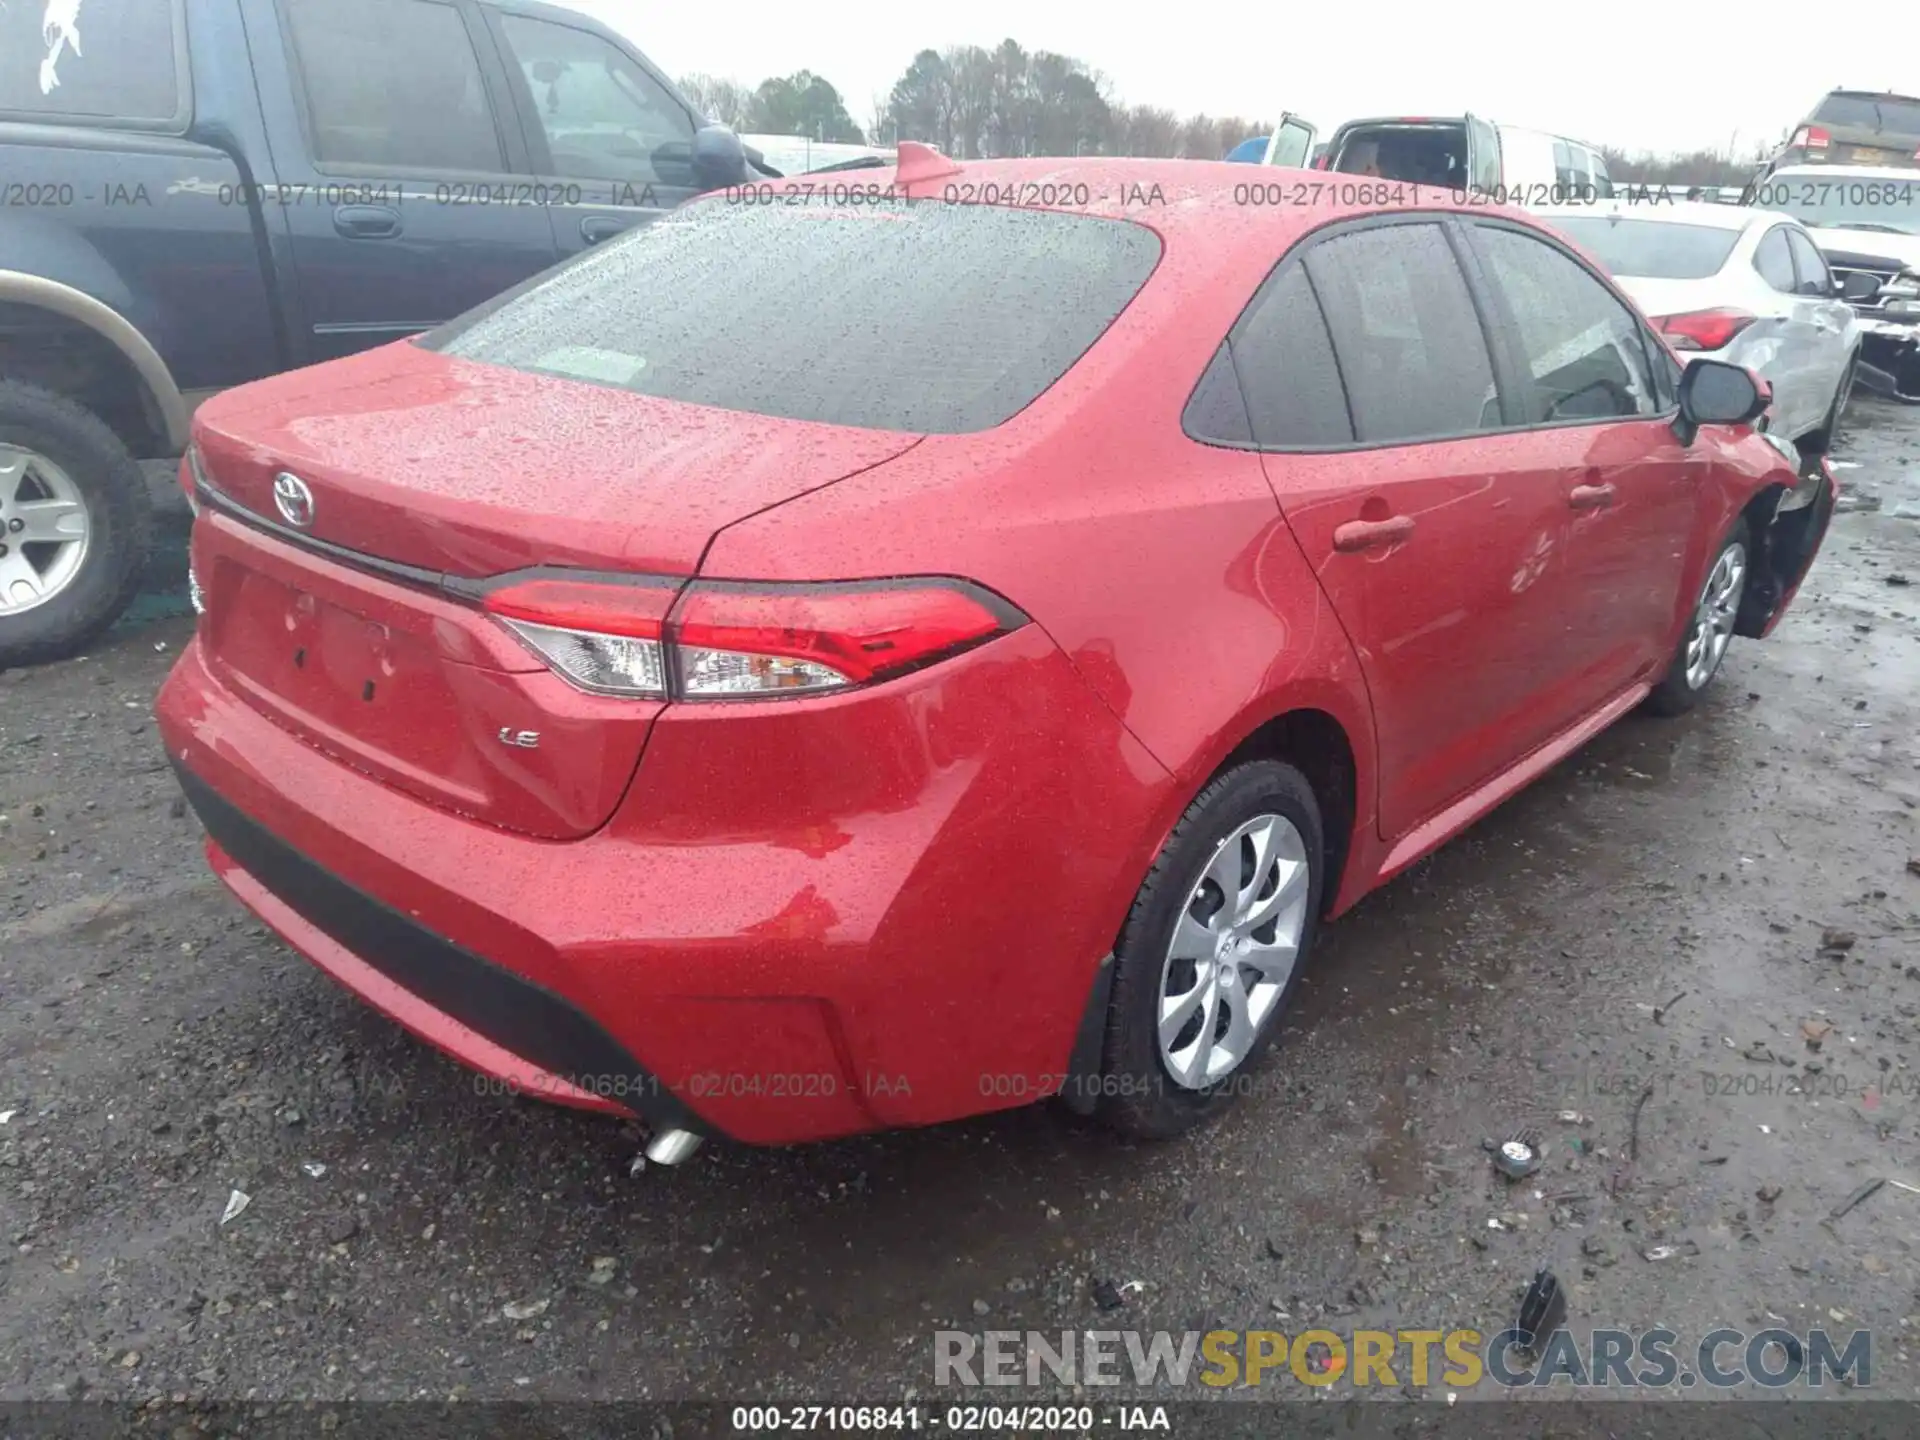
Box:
[156,148,1836,1163]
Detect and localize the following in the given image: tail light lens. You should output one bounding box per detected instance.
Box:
[482,574,1025,702]
[1653,308,1759,352]
[183,442,207,518]
[482,576,675,697]
[1793,125,1830,150]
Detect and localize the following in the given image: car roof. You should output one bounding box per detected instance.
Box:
[1768,162,1920,181]
[854,154,1499,224]
[827,155,1567,260]
[741,155,1608,316]
[1328,117,1607,151]
[1820,88,1920,102]
[1531,199,1768,231]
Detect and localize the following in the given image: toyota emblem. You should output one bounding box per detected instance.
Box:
[273,472,315,529]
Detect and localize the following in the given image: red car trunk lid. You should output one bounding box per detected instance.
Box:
[192,341,921,577]
[189,341,922,839]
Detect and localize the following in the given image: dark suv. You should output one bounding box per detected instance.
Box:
[1766,90,1920,175]
[1,0,758,669]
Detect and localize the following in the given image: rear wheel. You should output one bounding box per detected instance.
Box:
[0,381,151,670]
[1099,759,1324,1139]
[1646,519,1749,716]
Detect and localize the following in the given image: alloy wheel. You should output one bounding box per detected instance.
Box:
[0,444,92,617]
[1156,813,1311,1089]
[1684,541,1746,691]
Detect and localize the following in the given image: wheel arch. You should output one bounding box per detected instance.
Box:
[1143,683,1378,927]
[1214,708,1360,918]
[1735,466,1832,639]
[1063,695,1373,1116]
[0,271,190,458]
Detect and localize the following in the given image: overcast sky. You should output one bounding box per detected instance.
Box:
[563,0,1918,157]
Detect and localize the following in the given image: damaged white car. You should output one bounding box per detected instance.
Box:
[1540,199,1869,453]
[1747,164,1920,402]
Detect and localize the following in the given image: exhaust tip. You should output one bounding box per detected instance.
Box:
[644,1128,704,1166]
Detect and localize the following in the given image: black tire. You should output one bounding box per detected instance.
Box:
[1646,518,1751,717]
[0,380,152,670]
[1100,759,1325,1140]
[1803,354,1857,458]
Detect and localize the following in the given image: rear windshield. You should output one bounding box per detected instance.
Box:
[1760,174,1920,237]
[0,0,180,122]
[1813,94,1920,135]
[423,199,1163,434]
[1546,217,1742,279]
[1330,122,1467,188]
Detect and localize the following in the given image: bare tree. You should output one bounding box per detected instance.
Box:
[678,73,751,130]
[1599,139,1776,188]
[865,40,1770,174]
[1108,105,1182,157]
[948,45,998,158]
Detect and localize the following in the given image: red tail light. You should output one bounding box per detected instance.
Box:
[482,575,676,696]
[1652,308,1759,352]
[1794,125,1830,150]
[481,575,1025,701]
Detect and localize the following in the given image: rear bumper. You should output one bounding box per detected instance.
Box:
[156,625,1166,1145]
[177,763,702,1134]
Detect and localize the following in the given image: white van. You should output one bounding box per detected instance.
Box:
[1240,113,1614,204]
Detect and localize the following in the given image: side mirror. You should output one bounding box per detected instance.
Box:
[1839,270,1882,303]
[691,124,748,192]
[1673,358,1768,446]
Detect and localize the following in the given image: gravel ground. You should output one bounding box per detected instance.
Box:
[2,401,1918,1408]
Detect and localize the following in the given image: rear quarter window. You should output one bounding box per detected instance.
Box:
[1813,95,1920,134]
[1185,263,1352,447]
[423,199,1163,434]
[0,0,182,124]
[1545,217,1741,280]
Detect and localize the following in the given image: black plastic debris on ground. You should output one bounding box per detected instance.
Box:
[1515,1267,1568,1353]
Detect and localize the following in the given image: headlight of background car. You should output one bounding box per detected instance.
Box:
[184,443,205,614]
[1880,272,1920,315]
[184,442,208,518]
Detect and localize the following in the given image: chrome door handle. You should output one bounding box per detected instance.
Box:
[1569,483,1615,510]
[581,215,630,245]
[334,205,402,239]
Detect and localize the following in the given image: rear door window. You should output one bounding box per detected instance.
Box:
[1300,222,1501,444]
[1753,227,1797,293]
[1553,140,1580,191]
[494,13,696,188]
[424,200,1163,434]
[1785,227,1834,296]
[1469,223,1662,424]
[1589,153,1614,199]
[283,0,507,173]
[0,0,182,124]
